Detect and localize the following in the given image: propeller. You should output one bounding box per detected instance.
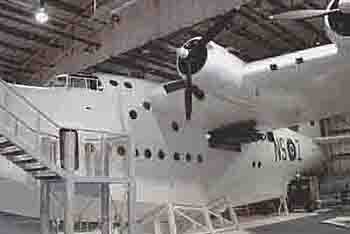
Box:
[269,0,350,20]
[166,8,238,121]
[269,9,340,20]
[184,60,192,121]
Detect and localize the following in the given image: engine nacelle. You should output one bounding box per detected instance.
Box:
[177,37,246,96]
[325,0,350,53]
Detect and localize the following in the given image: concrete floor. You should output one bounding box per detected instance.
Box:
[0,212,39,234]
[0,211,348,234]
[247,212,349,234]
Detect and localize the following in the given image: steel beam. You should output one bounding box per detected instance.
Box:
[167,204,177,234]
[127,138,136,234]
[239,7,306,50]
[0,40,35,54]
[203,208,214,234]
[0,56,51,70]
[40,182,51,234]
[278,195,289,216]
[266,0,329,44]
[63,130,77,234]
[0,1,66,29]
[101,140,112,234]
[0,63,35,74]
[0,22,63,49]
[0,56,22,66]
[125,52,177,72]
[0,11,100,47]
[45,0,107,23]
[35,0,250,80]
[154,218,162,234]
[225,197,239,230]
[64,178,75,234]
[71,176,129,184]
[101,184,112,234]
[109,57,178,81]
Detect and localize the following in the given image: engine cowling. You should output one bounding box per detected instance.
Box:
[325,0,350,52]
[176,37,246,96]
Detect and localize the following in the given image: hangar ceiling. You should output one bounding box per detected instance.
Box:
[0,0,330,84]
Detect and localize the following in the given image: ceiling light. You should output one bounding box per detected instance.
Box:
[205,133,212,140]
[35,0,49,24]
[35,7,49,24]
[141,49,151,54]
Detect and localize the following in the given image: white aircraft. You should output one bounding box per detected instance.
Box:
[0,0,348,231]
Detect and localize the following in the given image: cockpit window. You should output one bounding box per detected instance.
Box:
[70,77,86,88]
[87,79,97,90]
[51,76,67,87]
[50,75,103,91]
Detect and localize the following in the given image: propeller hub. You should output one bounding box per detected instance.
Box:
[177,37,208,77]
[176,47,189,59]
[327,0,350,37]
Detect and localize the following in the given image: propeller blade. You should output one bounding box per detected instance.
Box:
[163,80,185,94]
[185,61,192,121]
[192,85,205,100]
[269,9,340,20]
[163,80,205,101]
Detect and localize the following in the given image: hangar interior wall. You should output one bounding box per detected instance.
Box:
[321,115,350,175]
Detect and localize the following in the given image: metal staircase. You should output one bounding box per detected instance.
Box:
[0,78,65,181]
[0,78,136,234]
[0,134,61,180]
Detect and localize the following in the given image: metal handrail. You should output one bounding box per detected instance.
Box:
[76,128,126,137]
[0,78,126,138]
[0,104,58,139]
[0,79,60,129]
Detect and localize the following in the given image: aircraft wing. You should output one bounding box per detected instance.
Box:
[243,43,347,129]
[151,43,350,131]
[314,135,350,144]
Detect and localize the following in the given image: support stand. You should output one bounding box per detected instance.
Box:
[64,178,75,234]
[225,197,239,230]
[138,201,239,234]
[40,182,51,234]
[39,130,135,234]
[278,195,289,216]
[63,130,77,234]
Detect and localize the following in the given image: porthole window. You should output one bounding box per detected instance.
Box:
[171,121,179,132]
[197,154,203,163]
[117,146,126,156]
[143,101,151,111]
[85,143,95,153]
[270,64,278,71]
[185,153,192,162]
[174,152,181,161]
[144,149,152,159]
[258,161,262,168]
[129,110,138,120]
[296,57,304,64]
[124,81,133,89]
[158,150,165,160]
[252,161,256,168]
[110,80,119,87]
[135,149,139,157]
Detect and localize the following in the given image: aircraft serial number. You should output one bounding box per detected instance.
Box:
[273,137,302,162]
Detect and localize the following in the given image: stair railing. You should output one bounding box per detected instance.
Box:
[0,78,129,178]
